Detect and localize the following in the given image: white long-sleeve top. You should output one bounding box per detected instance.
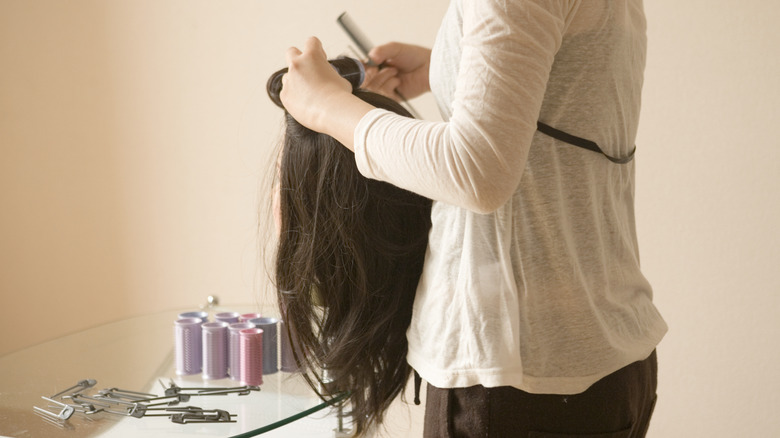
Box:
[354,0,667,394]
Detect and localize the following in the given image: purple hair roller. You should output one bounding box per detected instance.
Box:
[250,317,279,375]
[215,312,240,324]
[239,328,264,386]
[228,322,255,380]
[279,320,300,373]
[202,322,229,379]
[178,311,209,323]
[174,318,202,375]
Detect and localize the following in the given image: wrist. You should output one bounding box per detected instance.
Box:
[312,87,351,132]
[315,91,374,151]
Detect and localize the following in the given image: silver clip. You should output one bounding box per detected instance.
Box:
[98,387,158,401]
[161,380,259,397]
[33,396,76,421]
[69,394,140,417]
[50,379,97,399]
[170,409,236,424]
[196,385,259,396]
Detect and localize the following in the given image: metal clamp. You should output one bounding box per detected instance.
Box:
[33,397,75,421]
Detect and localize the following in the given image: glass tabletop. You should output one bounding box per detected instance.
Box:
[0,307,344,437]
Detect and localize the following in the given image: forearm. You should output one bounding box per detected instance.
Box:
[354,1,573,213]
[355,109,531,214]
[314,91,375,152]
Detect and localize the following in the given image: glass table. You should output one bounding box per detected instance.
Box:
[0,308,348,437]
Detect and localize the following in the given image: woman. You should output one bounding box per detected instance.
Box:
[280,1,667,436]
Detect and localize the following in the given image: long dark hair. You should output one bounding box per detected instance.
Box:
[274,90,431,434]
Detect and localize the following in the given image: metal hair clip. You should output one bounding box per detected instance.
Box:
[33,397,76,421]
[98,387,158,401]
[159,379,259,397]
[68,394,142,417]
[33,377,245,426]
[170,408,236,424]
[196,385,258,396]
[50,379,97,399]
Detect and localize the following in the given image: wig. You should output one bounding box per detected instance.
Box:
[274,89,431,434]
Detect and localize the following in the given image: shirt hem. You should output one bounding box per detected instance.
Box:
[407,342,662,395]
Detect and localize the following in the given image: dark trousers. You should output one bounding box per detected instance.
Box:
[423,351,658,438]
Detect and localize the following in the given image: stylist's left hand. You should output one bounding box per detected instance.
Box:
[280,37,352,133]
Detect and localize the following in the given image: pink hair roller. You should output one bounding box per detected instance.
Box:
[239,328,264,386]
[228,322,255,380]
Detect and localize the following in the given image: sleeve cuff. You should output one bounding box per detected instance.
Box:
[353,107,393,180]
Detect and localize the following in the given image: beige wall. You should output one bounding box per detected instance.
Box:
[0,0,445,357]
[1,0,779,437]
[638,1,780,436]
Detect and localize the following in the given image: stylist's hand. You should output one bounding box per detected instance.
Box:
[280,37,352,133]
[363,42,432,101]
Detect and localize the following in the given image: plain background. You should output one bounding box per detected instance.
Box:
[1,1,779,436]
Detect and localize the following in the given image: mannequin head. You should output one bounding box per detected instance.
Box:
[274,89,431,434]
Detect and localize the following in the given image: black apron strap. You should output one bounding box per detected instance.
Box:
[413,370,422,405]
[408,124,628,408]
[536,121,636,164]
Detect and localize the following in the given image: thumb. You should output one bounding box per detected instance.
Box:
[368,42,403,66]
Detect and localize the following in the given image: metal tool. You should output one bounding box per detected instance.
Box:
[34,377,246,426]
[50,379,97,399]
[142,405,210,416]
[337,11,422,119]
[98,387,158,401]
[33,396,76,421]
[68,394,142,417]
[143,406,237,423]
[171,409,236,424]
[197,385,258,396]
[160,380,259,397]
[135,393,192,405]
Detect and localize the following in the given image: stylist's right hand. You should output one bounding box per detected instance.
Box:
[363,42,432,101]
[280,37,352,133]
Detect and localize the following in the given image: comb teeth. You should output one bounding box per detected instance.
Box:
[337,12,374,60]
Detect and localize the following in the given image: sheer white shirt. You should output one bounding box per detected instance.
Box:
[354,0,667,394]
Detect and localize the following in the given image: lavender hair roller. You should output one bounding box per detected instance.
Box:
[250,317,279,375]
[228,322,255,380]
[202,321,229,379]
[174,318,203,375]
[279,320,300,373]
[178,311,209,323]
[239,328,264,386]
[215,312,240,324]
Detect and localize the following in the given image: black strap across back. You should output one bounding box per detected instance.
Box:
[413,122,636,405]
[410,123,633,408]
[536,121,636,164]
